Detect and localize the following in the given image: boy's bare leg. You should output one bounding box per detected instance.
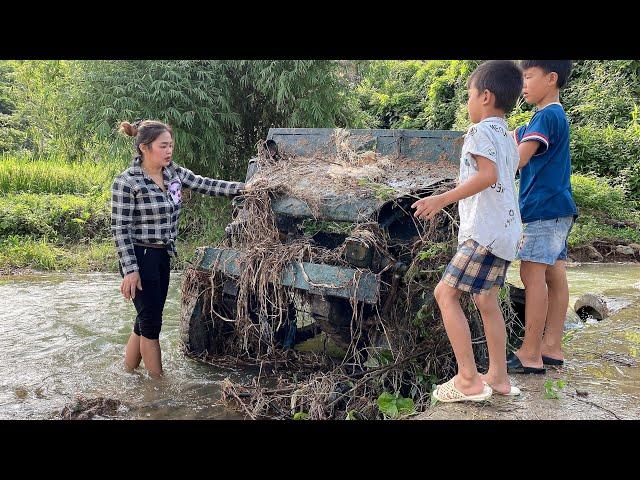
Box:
[474,286,511,394]
[434,281,484,395]
[541,260,569,360]
[140,337,163,379]
[515,261,548,368]
[124,332,142,372]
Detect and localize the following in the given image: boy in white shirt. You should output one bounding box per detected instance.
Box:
[412,60,523,402]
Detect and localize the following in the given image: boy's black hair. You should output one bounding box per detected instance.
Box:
[519,60,573,89]
[467,60,523,114]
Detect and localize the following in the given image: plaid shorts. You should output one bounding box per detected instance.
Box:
[441,239,510,294]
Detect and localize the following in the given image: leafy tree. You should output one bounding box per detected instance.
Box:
[7,60,77,154]
[0,61,30,152]
[563,60,640,128]
[68,60,362,177]
[355,60,480,131]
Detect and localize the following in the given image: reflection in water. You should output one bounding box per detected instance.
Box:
[1,263,639,419]
[0,273,245,419]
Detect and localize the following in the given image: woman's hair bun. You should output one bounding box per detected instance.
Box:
[119,121,138,137]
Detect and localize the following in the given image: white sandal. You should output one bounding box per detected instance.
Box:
[483,381,521,396]
[432,377,493,403]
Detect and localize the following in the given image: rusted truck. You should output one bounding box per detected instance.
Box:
[180,128,526,357]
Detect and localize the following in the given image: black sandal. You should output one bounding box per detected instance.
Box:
[506,352,546,374]
[542,355,564,366]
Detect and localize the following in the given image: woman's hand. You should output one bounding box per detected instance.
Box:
[239,182,254,194]
[120,271,142,300]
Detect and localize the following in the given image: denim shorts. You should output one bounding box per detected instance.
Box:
[516,216,574,265]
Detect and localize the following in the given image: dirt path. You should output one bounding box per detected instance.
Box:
[415,297,640,420]
[415,368,635,420]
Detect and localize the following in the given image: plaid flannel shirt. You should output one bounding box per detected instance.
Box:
[111,156,245,275]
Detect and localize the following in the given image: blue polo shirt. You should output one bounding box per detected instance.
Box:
[514,103,578,223]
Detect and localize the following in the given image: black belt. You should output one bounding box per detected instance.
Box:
[134,242,167,249]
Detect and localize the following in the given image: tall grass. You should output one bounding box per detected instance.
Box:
[0,193,111,241]
[0,152,125,195]
[0,153,232,271]
[568,173,640,247]
[571,173,639,221]
[0,236,120,272]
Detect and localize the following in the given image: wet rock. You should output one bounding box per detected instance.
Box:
[615,245,636,256]
[15,388,29,399]
[60,396,124,420]
[601,352,638,367]
[581,245,604,261]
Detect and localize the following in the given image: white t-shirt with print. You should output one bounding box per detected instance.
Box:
[457,116,522,261]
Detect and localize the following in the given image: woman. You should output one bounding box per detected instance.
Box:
[111,119,245,378]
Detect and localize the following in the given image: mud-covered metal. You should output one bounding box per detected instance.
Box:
[194,246,380,304]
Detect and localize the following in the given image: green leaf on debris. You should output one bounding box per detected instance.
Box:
[345,410,359,420]
[377,391,416,418]
[544,379,567,400]
[365,349,394,369]
[418,242,448,261]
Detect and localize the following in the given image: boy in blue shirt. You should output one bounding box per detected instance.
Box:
[508,60,578,374]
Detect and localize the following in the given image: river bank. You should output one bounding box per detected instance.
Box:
[1,263,638,420]
[2,153,638,274]
[1,242,637,278]
[416,267,640,420]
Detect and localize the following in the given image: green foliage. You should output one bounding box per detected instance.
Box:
[345,410,360,420]
[568,214,640,247]
[620,162,640,199]
[570,125,640,197]
[506,97,535,130]
[6,60,80,155]
[418,242,449,261]
[292,412,309,420]
[569,174,640,247]
[571,174,638,220]
[0,193,110,242]
[355,60,480,131]
[65,60,361,178]
[0,61,29,151]
[0,61,15,115]
[377,391,415,418]
[363,349,394,368]
[0,153,230,273]
[0,236,119,272]
[0,152,123,194]
[178,194,230,242]
[544,379,566,400]
[356,178,397,200]
[412,303,435,337]
[0,235,64,270]
[299,219,356,237]
[563,60,640,128]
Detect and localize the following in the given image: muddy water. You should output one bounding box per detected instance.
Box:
[1,264,639,420]
[0,273,247,419]
[418,262,640,420]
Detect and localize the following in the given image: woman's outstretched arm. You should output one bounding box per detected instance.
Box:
[175,165,245,196]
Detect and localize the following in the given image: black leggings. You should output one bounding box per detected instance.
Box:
[120,245,170,340]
